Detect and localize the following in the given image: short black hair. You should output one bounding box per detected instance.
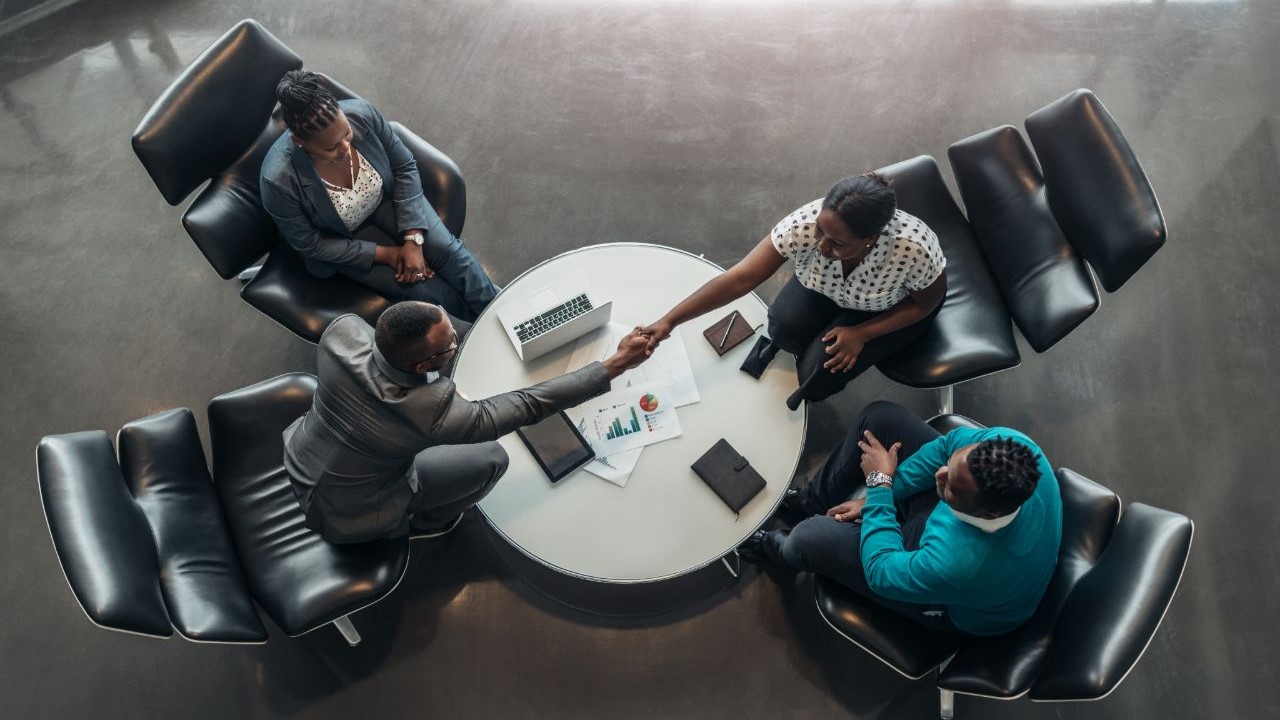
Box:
[823,172,897,238]
[276,69,339,140]
[375,302,445,371]
[965,437,1041,516]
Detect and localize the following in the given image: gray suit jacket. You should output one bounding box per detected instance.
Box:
[284,314,610,543]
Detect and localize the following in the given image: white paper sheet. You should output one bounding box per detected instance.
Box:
[566,322,700,407]
[565,383,682,457]
[580,446,642,487]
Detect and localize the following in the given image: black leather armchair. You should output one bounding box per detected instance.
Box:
[814,414,1193,718]
[131,20,468,342]
[874,90,1166,412]
[36,374,409,646]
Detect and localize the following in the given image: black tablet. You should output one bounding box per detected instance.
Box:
[516,411,596,483]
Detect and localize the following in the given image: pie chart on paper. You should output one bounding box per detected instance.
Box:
[639,393,659,412]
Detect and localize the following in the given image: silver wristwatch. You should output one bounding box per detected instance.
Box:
[405,231,424,246]
[865,471,894,489]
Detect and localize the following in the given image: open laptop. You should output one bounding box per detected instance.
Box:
[496,274,612,362]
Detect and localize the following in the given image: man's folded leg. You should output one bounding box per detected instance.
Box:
[750,513,958,633]
[408,441,510,537]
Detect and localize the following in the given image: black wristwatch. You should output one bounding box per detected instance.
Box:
[865,471,894,489]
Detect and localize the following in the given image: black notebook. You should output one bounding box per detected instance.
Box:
[691,439,767,514]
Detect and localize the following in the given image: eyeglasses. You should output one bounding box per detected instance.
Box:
[418,330,459,365]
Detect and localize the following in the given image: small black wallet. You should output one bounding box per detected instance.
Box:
[691,439,767,515]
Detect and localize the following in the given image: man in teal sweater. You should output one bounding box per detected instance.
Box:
[743,401,1062,635]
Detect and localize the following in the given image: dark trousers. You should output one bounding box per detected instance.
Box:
[767,276,934,404]
[408,441,510,525]
[761,401,957,633]
[339,200,499,322]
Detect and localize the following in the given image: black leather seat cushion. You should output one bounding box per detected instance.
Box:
[132,19,302,206]
[37,432,172,637]
[948,126,1099,353]
[873,155,1020,388]
[1024,89,1166,293]
[207,373,409,635]
[815,577,960,679]
[241,248,393,343]
[1029,503,1193,701]
[117,409,267,643]
[938,468,1121,697]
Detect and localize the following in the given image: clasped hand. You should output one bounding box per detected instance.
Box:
[640,320,673,353]
[601,327,658,377]
[394,245,434,284]
[822,326,866,373]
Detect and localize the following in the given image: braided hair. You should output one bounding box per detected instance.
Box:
[965,437,1041,516]
[276,70,339,140]
[823,172,896,239]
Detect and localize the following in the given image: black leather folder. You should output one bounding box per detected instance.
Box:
[702,310,755,356]
[691,439,766,514]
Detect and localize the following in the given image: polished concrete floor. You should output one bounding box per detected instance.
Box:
[2,0,1277,718]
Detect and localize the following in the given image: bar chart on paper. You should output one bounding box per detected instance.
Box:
[571,384,682,457]
[603,407,642,440]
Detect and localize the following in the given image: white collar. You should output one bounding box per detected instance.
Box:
[951,507,1019,533]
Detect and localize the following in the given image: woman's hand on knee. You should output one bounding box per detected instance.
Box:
[822,326,867,373]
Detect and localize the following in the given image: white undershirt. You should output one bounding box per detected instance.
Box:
[951,507,1020,533]
[324,151,383,232]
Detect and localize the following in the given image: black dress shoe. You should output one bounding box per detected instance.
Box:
[409,513,463,540]
[740,336,780,379]
[737,529,772,564]
[774,487,820,527]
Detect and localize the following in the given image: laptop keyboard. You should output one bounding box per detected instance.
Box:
[514,293,594,343]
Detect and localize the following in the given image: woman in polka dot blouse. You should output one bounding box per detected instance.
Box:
[643,173,946,410]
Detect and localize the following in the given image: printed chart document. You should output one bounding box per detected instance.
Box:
[566,322,700,407]
[565,383,682,486]
[579,446,642,487]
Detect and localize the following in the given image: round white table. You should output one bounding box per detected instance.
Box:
[453,243,806,583]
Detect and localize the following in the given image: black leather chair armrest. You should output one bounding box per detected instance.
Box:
[182,120,287,279]
[1024,89,1166,293]
[118,409,267,643]
[1029,503,1193,701]
[948,126,1098,353]
[392,122,467,239]
[36,432,172,637]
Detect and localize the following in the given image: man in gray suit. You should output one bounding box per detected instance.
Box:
[284,301,652,544]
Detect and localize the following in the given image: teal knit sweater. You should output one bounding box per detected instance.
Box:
[860,427,1062,636]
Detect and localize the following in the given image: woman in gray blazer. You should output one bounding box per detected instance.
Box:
[260,70,497,321]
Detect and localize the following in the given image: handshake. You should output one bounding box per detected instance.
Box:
[599,322,674,379]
